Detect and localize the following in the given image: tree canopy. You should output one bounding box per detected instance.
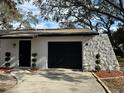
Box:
[35,0,124,31]
[2,0,124,31]
[112,27,124,57]
[0,0,37,30]
[34,0,124,56]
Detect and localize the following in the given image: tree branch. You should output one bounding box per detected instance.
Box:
[15,22,23,30]
[90,8,124,22]
[118,0,124,14]
[47,2,124,23]
[104,0,121,10]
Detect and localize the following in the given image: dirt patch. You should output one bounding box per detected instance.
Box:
[0,74,17,92]
[102,77,124,93]
[95,67,124,93]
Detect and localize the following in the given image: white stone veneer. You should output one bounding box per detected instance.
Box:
[83,34,120,71]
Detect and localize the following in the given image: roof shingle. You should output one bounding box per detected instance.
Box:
[0,29,99,39]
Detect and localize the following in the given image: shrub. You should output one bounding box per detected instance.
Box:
[5,57,10,61]
[5,63,10,67]
[5,52,11,57]
[95,60,100,64]
[95,65,101,71]
[32,58,37,62]
[32,53,37,57]
[32,63,36,68]
[96,53,100,59]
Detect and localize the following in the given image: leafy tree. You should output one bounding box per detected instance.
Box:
[0,0,37,30]
[112,27,124,57]
[34,0,124,29]
[0,0,18,30]
[34,0,124,46]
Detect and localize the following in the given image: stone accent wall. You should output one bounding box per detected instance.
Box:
[83,34,120,71]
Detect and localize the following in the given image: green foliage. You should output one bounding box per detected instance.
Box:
[32,58,37,62]
[117,57,124,62]
[95,65,101,71]
[95,60,100,64]
[32,63,36,68]
[113,28,124,45]
[34,0,124,31]
[95,53,101,71]
[0,1,18,30]
[112,27,124,57]
[5,57,10,61]
[118,57,124,66]
[5,63,10,67]
[32,53,38,57]
[96,53,100,59]
[0,0,37,30]
[5,52,11,57]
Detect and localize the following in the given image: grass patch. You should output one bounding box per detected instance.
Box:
[118,58,124,62]
[117,57,124,66]
[119,61,124,66]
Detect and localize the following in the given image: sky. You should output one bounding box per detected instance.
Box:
[16,0,59,29]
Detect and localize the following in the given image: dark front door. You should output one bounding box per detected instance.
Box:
[48,42,82,69]
[19,40,31,67]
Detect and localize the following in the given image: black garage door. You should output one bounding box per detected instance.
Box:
[48,42,82,69]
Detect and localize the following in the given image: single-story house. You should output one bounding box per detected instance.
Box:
[0,29,120,71]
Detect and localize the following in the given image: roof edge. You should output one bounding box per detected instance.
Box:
[0,28,90,32]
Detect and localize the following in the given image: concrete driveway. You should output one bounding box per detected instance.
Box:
[5,69,106,93]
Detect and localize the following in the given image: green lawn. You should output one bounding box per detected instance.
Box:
[117,57,124,66]
[119,61,124,66]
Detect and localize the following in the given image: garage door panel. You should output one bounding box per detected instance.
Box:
[48,42,82,69]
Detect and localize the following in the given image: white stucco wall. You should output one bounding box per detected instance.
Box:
[0,39,20,67]
[31,36,89,69]
[0,34,120,71]
[0,36,89,68]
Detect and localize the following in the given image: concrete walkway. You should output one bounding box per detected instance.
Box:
[5,69,106,93]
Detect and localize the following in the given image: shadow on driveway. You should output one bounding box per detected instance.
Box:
[38,69,93,83]
[6,69,106,93]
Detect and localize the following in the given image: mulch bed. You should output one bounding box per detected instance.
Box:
[0,67,13,74]
[101,77,124,93]
[95,71,123,78]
